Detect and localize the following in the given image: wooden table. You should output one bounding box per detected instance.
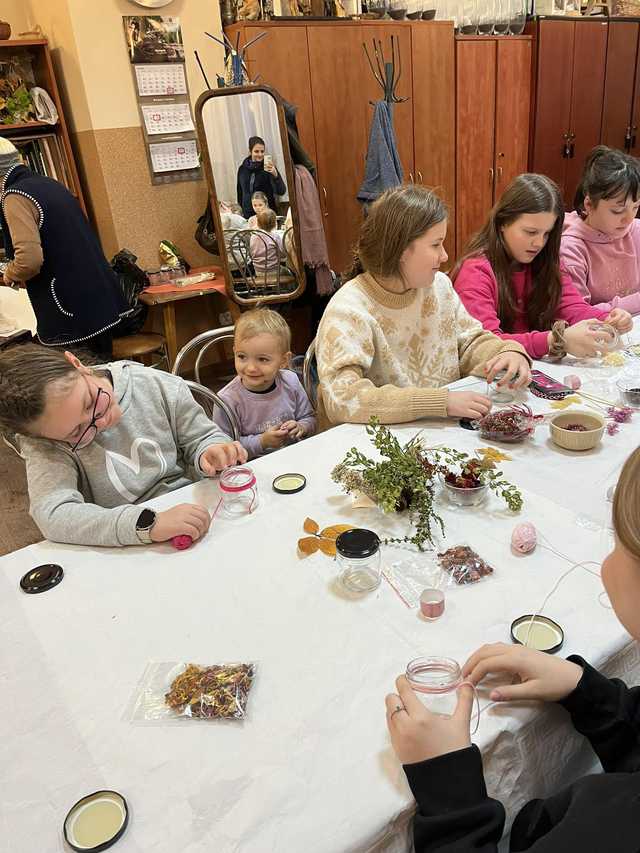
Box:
[139,266,239,366]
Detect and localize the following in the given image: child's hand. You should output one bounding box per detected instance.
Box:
[463,643,583,703]
[151,503,211,543]
[605,308,633,334]
[200,441,247,475]
[281,419,305,441]
[260,424,289,450]
[385,675,473,765]
[485,352,531,389]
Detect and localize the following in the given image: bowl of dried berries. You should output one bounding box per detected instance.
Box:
[549,410,605,452]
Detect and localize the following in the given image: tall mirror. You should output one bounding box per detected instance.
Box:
[196,86,305,305]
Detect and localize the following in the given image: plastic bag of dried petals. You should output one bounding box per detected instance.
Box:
[124,661,256,724]
[436,544,494,586]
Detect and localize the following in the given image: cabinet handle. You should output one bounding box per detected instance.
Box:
[497,165,503,179]
[417,170,423,183]
[489,167,494,184]
[409,172,414,183]
[322,186,329,217]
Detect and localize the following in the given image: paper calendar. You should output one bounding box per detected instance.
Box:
[149,139,199,173]
[141,102,194,135]
[135,63,187,97]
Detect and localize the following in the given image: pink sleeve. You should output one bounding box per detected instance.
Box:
[556,268,609,325]
[559,237,590,302]
[454,258,550,359]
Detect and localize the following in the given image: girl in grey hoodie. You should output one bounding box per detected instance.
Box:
[0,344,247,547]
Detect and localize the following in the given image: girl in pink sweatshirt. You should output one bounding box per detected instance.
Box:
[453,173,632,360]
[561,145,640,315]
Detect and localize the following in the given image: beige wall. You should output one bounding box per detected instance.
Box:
[10,0,225,268]
[0,0,31,34]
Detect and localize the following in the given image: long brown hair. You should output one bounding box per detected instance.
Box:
[453,174,565,333]
[345,184,448,281]
[0,343,79,436]
[613,447,640,561]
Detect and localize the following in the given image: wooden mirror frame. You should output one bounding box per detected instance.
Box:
[195,84,306,306]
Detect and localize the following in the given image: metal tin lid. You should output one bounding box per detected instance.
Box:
[511,614,564,654]
[63,790,129,852]
[272,473,307,494]
[336,528,380,559]
[20,564,63,595]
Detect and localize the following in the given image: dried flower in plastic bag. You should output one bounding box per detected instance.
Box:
[165,663,255,719]
[437,545,494,585]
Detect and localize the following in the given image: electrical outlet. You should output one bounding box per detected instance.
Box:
[219,311,232,326]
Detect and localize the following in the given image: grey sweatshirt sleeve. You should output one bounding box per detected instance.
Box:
[173,382,232,476]
[24,440,143,547]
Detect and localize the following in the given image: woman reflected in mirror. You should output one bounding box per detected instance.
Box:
[237,135,286,219]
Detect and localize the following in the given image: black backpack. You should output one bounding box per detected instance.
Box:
[111,248,149,337]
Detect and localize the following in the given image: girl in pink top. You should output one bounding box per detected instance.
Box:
[561,145,640,315]
[453,173,632,360]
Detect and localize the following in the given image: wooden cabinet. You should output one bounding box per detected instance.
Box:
[530,18,608,206]
[455,37,531,255]
[602,21,640,156]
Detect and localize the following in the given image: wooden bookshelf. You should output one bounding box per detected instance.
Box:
[0,39,86,213]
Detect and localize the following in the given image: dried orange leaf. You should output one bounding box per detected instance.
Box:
[303,517,319,534]
[298,536,320,556]
[320,524,354,541]
[317,538,337,556]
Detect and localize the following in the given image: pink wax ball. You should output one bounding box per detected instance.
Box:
[172,535,193,551]
[563,374,581,391]
[511,522,537,555]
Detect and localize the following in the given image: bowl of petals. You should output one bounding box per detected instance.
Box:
[549,410,605,452]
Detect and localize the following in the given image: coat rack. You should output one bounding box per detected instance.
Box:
[362,36,408,105]
[203,29,268,87]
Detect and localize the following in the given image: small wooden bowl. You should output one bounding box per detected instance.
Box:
[549,410,605,452]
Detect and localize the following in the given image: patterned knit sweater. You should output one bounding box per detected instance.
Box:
[316,271,530,425]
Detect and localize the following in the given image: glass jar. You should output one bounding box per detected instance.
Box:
[406,657,479,732]
[478,0,495,34]
[441,476,488,507]
[508,0,526,33]
[591,322,620,353]
[459,0,479,33]
[493,0,509,33]
[219,466,259,518]
[488,369,516,404]
[388,0,408,18]
[336,528,381,593]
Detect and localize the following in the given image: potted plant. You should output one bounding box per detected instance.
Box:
[332,417,522,551]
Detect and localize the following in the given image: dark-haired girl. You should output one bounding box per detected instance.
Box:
[236,135,285,219]
[453,174,632,360]
[561,145,640,315]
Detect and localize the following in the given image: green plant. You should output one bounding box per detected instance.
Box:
[332,417,523,551]
[1,84,35,125]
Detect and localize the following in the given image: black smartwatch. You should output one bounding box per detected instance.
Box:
[135,508,157,544]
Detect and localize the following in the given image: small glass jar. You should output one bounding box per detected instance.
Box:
[441,477,488,507]
[336,528,381,593]
[406,657,480,732]
[591,322,620,353]
[219,466,259,518]
[488,369,516,404]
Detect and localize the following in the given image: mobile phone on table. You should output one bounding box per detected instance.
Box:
[529,369,572,399]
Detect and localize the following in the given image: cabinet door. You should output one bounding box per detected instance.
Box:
[243,24,318,164]
[566,21,608,204]
[602,22,638,152]
[361,23,414,179]
[630,33,640,158]
[531,21,574,198]
[308,25,368,273]
[456,40,496,256]
[494,39,531,200]
[413,22,455,259]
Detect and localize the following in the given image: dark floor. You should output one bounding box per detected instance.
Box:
[0,439,42,556]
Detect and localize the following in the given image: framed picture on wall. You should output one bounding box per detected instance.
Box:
[123,15,185,64]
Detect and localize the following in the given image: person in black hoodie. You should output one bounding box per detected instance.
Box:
[386,444,640,852]
[236,135,286,219]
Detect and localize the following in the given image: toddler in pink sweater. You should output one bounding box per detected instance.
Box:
[453,173,632,359]
[560,145,640,315]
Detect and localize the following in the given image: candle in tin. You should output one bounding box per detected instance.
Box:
[419,588,445,620]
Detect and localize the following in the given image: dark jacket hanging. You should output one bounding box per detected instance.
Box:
[0,164,129,347]
[236,158,286,218]
[357,100,403,204]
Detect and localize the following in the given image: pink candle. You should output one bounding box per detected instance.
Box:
[172,535,193,551]
[420,588,445,620]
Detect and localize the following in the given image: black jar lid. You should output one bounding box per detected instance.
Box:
[20,564,63,594]
[336,528,380,558]
[63,790,129,851]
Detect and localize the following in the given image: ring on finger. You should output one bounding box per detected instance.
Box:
[390,704,406,719]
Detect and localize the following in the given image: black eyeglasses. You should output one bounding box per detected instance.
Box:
[70,385,111,452]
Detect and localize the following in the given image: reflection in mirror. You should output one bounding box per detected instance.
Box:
[198,87,305,305]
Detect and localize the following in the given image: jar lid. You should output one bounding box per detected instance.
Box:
[63,790,129,851]
[336,528,380,558]
[20,564,63,594]
[511,614,564,654]
[272,473,306,494]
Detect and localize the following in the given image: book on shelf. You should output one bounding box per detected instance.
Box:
[13,133,74,193]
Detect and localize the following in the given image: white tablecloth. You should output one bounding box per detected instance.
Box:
[3,334,640,853]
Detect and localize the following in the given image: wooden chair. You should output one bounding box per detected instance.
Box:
[112,332,169,369]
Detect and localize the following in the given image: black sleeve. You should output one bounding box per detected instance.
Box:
[272,172,286,197]
[237,168,243,207]
[560,655,640,773]
[404,745,505,853]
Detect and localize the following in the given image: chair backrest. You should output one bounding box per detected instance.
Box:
[183,379,240,442]
[171,326,234,385]
[302,337,318,409]
[227,228,297,305]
